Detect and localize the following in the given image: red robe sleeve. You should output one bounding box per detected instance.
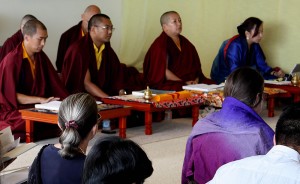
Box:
[0,30,23,63]
[55,22,82,72]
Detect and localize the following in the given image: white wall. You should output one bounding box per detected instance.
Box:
[1,0,300,75]
[0,0,123,69]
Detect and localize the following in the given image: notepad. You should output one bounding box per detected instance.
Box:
[182,84,224,92]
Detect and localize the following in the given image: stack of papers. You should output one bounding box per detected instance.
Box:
[0,127,36,163]
[182,83,224,92]
[264,80,291,85]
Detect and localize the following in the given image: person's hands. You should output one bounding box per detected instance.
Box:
[119,89,127,96]
[274,69,285,78]
[186,78,199,85]
[185,80,197,85]
[40,97,60,104]
[272,67,285,78]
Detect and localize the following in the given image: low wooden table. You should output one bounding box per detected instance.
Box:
[264,87,291,117]
[20,105,131,143]
[101,94,214,135]
[265,83,300,102]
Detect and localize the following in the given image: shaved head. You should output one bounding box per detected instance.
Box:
[84,5,101,14]
[81,5,101,34]
[160,11,178,26]
[20,14,37,31]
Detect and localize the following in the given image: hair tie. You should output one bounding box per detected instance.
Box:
[65,120,78,129]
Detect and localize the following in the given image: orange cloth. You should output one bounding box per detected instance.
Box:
[152,91,192,102]
[22,42,35,79]
[264,87,287,95]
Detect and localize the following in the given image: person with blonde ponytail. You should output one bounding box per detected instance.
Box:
[28,93,99,184]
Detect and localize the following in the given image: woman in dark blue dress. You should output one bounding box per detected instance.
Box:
[28,93,100,184]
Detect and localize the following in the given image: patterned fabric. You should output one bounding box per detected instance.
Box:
[107,91,224,108]
[107,87,285,109]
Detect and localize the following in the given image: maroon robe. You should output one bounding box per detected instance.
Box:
[143,32,214,91]
[61,34,144,97]
[56,21,82,72]
[0,43,68,139]
[0,30,23,63]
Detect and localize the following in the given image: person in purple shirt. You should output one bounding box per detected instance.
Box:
[182,67,274,184]
[28,93,100,184]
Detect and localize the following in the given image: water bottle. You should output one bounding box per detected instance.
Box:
[165,110,172,120]
[102,119,111,131]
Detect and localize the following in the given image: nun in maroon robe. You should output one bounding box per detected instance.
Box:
[0,30,23,63]
[55,22,82,73]
[61,34,144,97]
[143,32,214,91]
[0,43,69,140]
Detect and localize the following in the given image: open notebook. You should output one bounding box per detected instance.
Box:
[182,83,224,92]
[35,100,102,111]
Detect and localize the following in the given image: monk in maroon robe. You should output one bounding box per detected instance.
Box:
[0,20,68,140]
[143,11,214,91]
[55,5,100,72]
[62,14,144,98]
[0,14,36,62]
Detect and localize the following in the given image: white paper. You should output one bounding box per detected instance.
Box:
[0,127,37,163]
[35,100,61,111]
[182,83,224,92]
[264,80,291,85]
[0,127,17,155]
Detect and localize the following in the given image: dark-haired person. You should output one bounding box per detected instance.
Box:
[182,67,274,184]
[208,104,300,184]
[61,13,144,98]
[55,5,101,72]
[82,136,153,184]
[28,93,99,184]
[143,11,214,91]
[0,19,68,141]
[0,14,37,63]
[210,17,285,84]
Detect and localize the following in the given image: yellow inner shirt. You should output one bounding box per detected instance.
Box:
[22,42,35,80]
[94,44,105,70]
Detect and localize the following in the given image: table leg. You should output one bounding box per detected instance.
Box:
[267,96,275,117]
[25,119,34,143]
[118,117,127,138]
[192,106,199,126]
[144,111,152,135]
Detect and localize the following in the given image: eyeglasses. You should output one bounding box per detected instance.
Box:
[95,25,115,32]
[97,114,101,124]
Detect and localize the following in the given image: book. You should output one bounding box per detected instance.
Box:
[35,100,102,112]
[264,80,291,85]
[132,89,176,96]
[35,100,61,111]
[182,83,224,92]
[0,127,37,163]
